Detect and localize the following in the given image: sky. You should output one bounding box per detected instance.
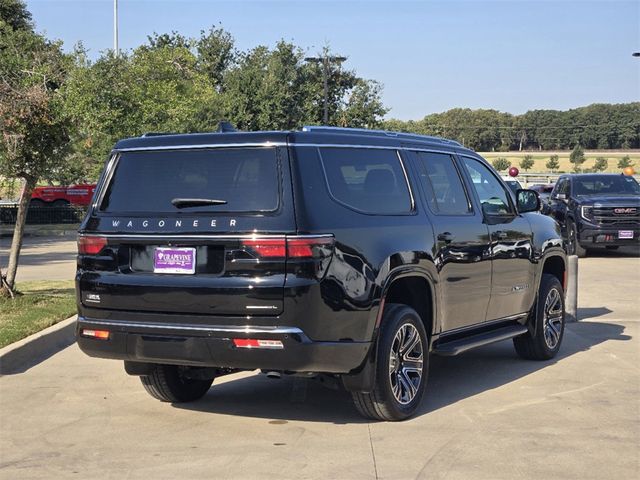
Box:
[24,0,640,120]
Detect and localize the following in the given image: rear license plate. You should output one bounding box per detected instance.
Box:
[618,230,634,239]
[153,247,196,274]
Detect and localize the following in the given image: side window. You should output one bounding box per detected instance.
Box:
[415,152,471,215]
[319,148,413,214]
[461,156,513,216]
[554,179,569,197]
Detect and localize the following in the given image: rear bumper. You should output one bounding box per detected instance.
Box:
[76,316,371,374]
[578,226,640,247]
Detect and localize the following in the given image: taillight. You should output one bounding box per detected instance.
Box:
[241,238,287,258]
[78,236,107,255]
[287,237,334,258]
[239,235,335,280]
[233,338,284,349]
[240,236,335,259]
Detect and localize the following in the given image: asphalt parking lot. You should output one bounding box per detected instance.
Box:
[0,243,638,479]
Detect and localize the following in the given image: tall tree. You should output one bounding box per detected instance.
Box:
[569,144,586,172]
[338,79,388,128]
[0,0,72,295]
[64,42,220,177]
[196,26,236,89]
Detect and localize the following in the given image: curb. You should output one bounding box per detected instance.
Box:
[0,315,77,375]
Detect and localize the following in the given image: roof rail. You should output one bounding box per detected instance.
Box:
[140,132,174,137]
[301,125,462,147]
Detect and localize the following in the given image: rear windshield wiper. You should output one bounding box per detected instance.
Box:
[171,198,228,208]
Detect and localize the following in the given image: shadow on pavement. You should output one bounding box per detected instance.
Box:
[174,320,630,424]
[578,306,613,320]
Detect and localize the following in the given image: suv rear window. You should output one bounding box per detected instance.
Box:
[319,148,412,214]
[100,148,280,213]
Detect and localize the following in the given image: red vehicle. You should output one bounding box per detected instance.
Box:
[30,184,97,207]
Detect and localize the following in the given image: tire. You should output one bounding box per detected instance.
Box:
[52,199,70,208]
[140,364,213,402]
[567,220,586,258]
[29,199,46,208]
[513,274,565,361]
[352,304,429,421]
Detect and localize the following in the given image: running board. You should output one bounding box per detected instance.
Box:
[433,324,528,356]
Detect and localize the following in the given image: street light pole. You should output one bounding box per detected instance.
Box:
[304,55,347,125]
[113,0,119,56]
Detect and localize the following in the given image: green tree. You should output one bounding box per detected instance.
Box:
[546,154,560,171]
[593,157,608,172]
[196,26,236,89]
[0,0,73,296]
[519,154,534,172]
[338,79,388,128]
[569,144,586,172]
[617,155,635,169]
[222,42,308,130]
[492,157,510,171]
[64,42,220,177]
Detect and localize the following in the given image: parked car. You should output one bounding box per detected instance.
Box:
[30,184,97,207]
[546,174,640,256]
[76,126,567,421]
[501,178,522,196]
[530,183,555,204]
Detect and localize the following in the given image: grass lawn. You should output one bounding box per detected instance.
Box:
[479,150,640,174]
[0,280,76,349]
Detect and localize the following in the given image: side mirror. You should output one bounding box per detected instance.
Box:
[517,189,540,213]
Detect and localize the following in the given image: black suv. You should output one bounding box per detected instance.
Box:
[547,174,640,257]
[76,126,567,421]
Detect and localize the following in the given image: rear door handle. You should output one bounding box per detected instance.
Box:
[437,232,455,243]
[494,230,508,239]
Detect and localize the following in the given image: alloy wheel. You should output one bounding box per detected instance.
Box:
[543,287,564,349]
[388,323,424,405]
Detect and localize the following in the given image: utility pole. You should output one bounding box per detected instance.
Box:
[304,55,347,124]
[113,0,119,56]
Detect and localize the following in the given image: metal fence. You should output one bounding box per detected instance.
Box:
[509,173,640,187]
[0,206,88,225]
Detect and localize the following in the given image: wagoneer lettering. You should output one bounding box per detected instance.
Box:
[76,126,567,421]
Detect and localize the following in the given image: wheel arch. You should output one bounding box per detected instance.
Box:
[379,269,437,340]
[342,267,437,394]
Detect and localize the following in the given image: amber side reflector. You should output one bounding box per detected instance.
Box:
[81,329,110,340]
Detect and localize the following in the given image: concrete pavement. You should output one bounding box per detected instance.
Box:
[0,234,76,282]
[1,251,639,479]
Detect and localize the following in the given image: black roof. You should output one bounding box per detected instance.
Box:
[113,126,472,153]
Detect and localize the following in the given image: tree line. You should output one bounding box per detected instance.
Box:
[0,0,387,294]
[384,103,640,152]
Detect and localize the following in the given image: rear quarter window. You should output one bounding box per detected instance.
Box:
[100,148,280,213]
[318,147,413,215]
